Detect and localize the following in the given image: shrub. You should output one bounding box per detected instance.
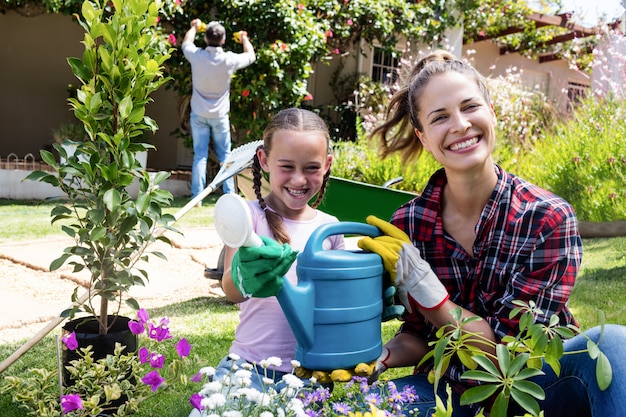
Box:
[515,94,626,222]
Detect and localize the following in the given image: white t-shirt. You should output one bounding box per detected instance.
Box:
[229,200,344,372]
[181,43,255,119]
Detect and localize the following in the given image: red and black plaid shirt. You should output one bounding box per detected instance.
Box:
[391,165,581,394]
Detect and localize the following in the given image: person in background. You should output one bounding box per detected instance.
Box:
[182,19,255,204]
[358,50,626,416]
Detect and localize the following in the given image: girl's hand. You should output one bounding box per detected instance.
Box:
[231,236,298,298]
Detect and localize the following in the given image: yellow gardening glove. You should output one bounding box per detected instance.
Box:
[358,216,449,312]
[295,360,380,384]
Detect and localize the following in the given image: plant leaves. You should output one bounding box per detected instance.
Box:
[460,384,499,406]
[103,189,122,211]
[510,386,541,416]
[596,350,613,391]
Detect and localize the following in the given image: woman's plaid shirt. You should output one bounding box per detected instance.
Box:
[390,164,581,392]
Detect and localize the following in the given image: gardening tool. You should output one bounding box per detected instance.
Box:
[0,140,263,374]
[213,194,385,370]
[172,140,263,222]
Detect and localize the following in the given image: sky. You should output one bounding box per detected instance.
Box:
[555,0,625,26]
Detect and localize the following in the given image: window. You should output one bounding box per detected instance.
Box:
[371,47,399,85]
[567,81,589,112]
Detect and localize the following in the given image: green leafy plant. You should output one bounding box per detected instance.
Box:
[424,302,612,417]
[1,309,196,416]
[515,93,626,222]
[25,0,179,335]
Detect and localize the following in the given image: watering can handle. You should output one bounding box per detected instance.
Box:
[304,221,382,252]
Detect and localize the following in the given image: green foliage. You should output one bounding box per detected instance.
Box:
[24,0,180,333]
[514,94,626,221]
[426,302,612,417]
[331,137,441,193]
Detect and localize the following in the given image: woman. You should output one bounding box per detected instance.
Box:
[358,50,626,416]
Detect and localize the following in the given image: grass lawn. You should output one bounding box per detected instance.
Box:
[0,198,624,415]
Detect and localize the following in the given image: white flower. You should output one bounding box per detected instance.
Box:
[200,381,223,395]
[241,362,254,371]
[260,412,274,417]
[290,360,301,369]
[233,369,252,387]
[201,393,226,409]
[262,376,274,386]
[235,387,263,403]
[223,411,243,417]
[229,353,241,361]
[199,366,216,377]
[287,397,307,416]
[259,356,282,369]
[281,373,304,389]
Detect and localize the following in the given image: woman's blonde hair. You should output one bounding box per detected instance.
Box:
[251,108,331,244]
[371,50,491,163]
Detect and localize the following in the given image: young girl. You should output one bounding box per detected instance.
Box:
[359,51,626,416]
[216,108,344,389]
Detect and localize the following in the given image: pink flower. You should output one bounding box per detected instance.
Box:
[191,372,203,382]
[149,352,165,369]
[326,30,333,38]
[333,48,340,55]
[128,320,145,335]
[142,370,166,392]
[62,331,78,351]
[304,94,313,101]
[190,393,205,410]
[242,90,250,97]
[60,394,83,414]
[176,338,191,357]
[347,19,353,26]
[138,346,151,364]
[137,308,150,325]
[167,33,177,46]
[149,323,172,341]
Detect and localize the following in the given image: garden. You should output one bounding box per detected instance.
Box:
[0,0,625,415]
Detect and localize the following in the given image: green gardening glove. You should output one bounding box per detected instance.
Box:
[231,236,298,298]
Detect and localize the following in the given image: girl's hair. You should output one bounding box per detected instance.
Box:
[370,50,491,163]
[251,108,332,244]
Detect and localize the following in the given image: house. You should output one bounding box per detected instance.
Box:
[1,8,622,174]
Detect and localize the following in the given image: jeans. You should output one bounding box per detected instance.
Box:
[190,111,234,197]
[390,324,626,416]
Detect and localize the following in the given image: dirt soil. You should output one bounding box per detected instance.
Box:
[0,227,227,346]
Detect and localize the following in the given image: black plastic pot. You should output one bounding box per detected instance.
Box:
[61,315,138,413]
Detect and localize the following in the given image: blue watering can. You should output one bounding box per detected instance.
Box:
[213,195,385,371]
[277,222,384,370]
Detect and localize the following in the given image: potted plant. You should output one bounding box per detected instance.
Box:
[27,0,177,353]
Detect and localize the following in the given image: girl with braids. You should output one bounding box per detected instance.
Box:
[213,108,344,392]
[357,50,626,416]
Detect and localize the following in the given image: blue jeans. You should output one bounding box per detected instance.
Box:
[391,324,626,416]
[190,112,234,197]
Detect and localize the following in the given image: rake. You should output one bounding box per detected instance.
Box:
[0,139,263,373]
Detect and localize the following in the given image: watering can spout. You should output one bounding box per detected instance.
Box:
[277,281,315,349]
